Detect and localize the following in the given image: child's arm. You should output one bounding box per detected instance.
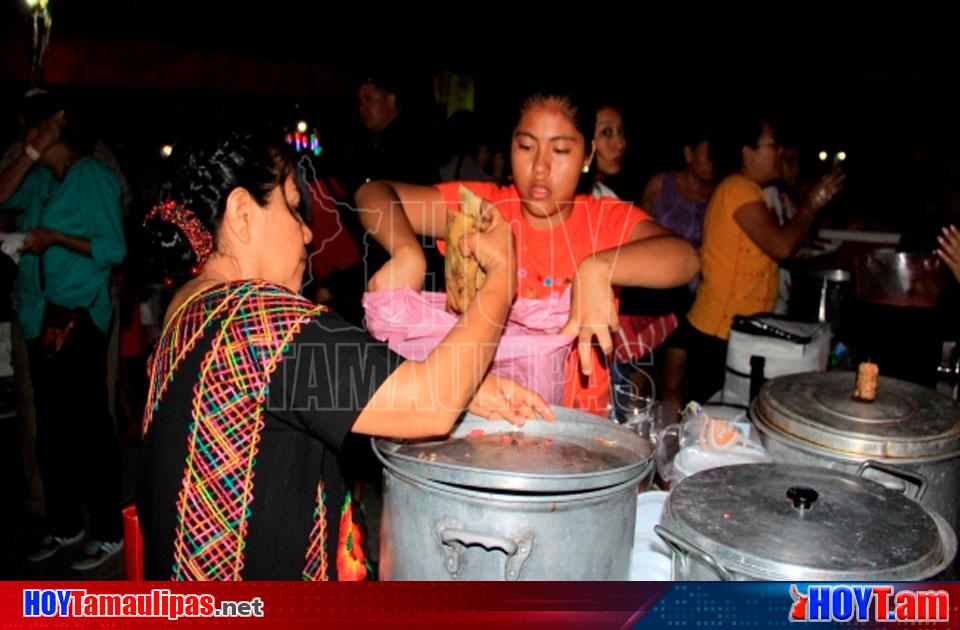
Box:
[352,210,522,438]
[561,221,700,375]
[354,180,447,290]
[590,220,700,288]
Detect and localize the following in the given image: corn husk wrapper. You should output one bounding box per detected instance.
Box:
[445,185,487,313]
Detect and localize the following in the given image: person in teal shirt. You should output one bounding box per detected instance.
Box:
[0,94,126,570]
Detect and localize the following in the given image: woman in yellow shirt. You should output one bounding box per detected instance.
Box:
[685,118,843,402]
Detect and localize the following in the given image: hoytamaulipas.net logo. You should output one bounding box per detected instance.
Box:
[23,588,264,620]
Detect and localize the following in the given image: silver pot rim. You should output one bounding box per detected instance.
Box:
[376,443,650,504]
[373,405,654,493]
[753,411,960,465]
[660,507,957,581]
[753,372,960,460]
[659,463,957,581]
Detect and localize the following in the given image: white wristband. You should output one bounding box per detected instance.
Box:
[24,143,41,161]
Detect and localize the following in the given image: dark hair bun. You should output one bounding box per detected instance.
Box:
[143,122,294,286]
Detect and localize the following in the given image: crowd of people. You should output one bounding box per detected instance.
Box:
[7,71,954,580]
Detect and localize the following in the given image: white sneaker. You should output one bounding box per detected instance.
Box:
[70,539,124,571]
[26,530,85,563]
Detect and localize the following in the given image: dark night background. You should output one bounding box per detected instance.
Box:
[2,0,960,581]
[1,1,959,238]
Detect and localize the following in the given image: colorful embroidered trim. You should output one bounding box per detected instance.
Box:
[144,281,324,580]
[302,480,329,581]
[143,283,245,436]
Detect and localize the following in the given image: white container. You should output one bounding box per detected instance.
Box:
[722,316,829,406]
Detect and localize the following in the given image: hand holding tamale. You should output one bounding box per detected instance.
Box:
[445,186,488,313]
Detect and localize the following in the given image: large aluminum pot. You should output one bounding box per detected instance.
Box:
[374,406,654,580]
[751,371,960,528]
[656,463,957,581]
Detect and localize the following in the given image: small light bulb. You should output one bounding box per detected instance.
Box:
[836,151,847,162]
[160,144,174,158]
[24,0,40,8]
[296,120,308,133]
[818,151,829,162]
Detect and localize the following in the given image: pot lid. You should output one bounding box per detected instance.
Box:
[752,372,960,459]
[373,406,653,492]
[660,464,955,580]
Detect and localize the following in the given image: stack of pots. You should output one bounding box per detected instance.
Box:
[751,371,960,530]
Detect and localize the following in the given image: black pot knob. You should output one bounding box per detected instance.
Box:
[787,486,819,511]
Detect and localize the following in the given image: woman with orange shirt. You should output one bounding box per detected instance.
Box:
[356,93,700,415]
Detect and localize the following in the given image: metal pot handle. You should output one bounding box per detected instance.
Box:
[438,527,533,581]
[856,460,928,501]
[654,524,733,581]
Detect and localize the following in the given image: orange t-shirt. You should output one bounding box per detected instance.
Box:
[687,174,779,340]
[435,181,650,415]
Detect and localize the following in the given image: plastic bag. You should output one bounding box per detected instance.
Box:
[0,232,26,264]
[362,287,576,403]
[656,402,770,485]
